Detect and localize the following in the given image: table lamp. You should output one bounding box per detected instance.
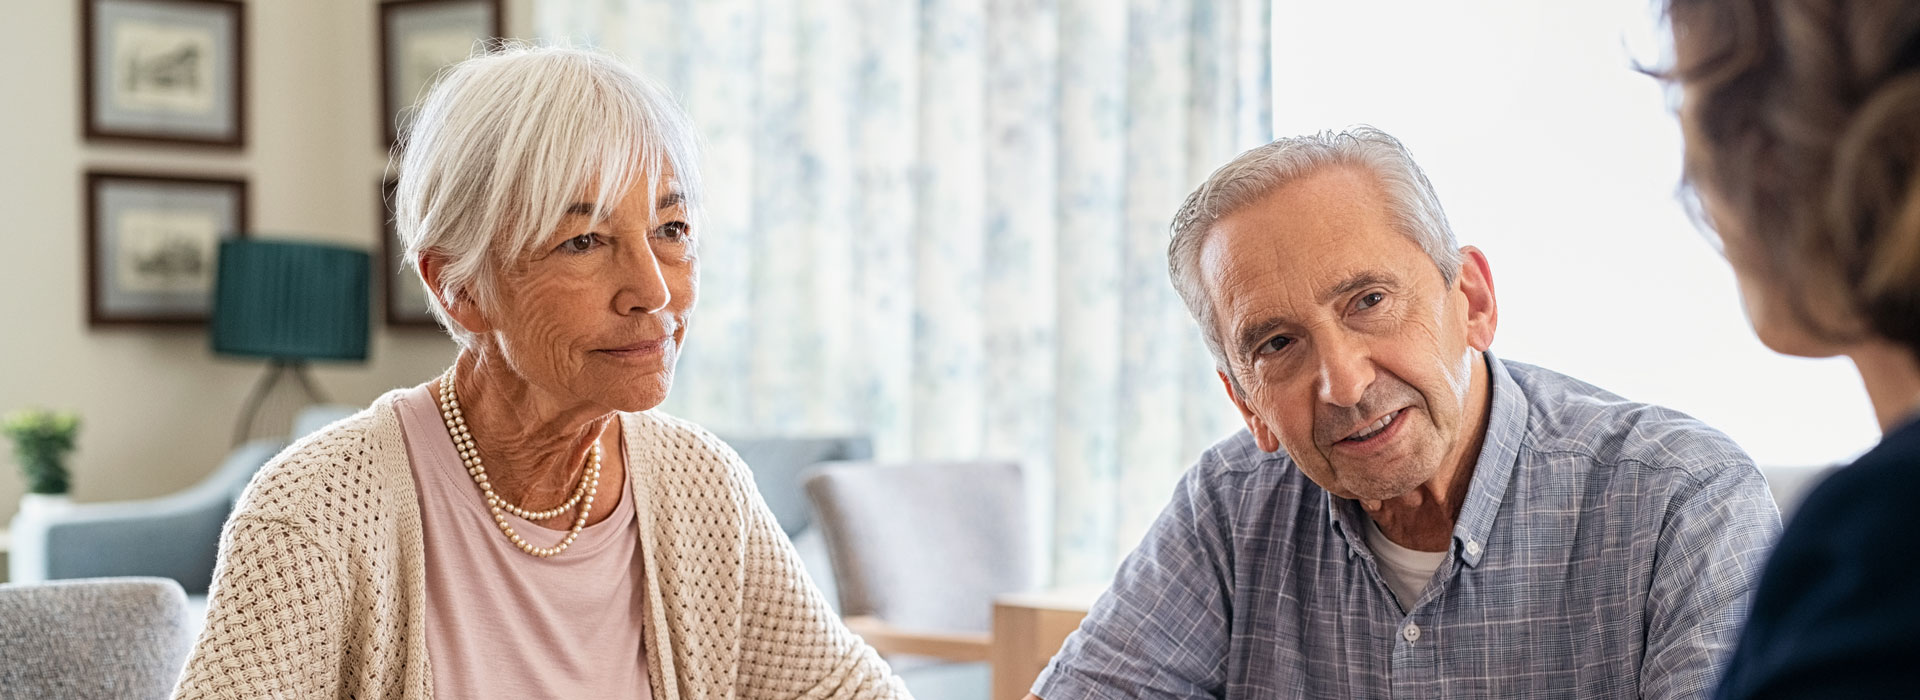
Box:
[211,238,369,444]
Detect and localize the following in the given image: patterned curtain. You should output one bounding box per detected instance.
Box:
[535,0,1271,584]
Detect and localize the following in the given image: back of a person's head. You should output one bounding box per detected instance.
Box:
[1666,0,1920,361]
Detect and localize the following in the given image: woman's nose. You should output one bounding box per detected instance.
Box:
[614,245,671,315]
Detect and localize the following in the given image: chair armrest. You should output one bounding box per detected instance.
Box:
[843,615,992,662]
[8,439,283,594]
[23,496,232,593]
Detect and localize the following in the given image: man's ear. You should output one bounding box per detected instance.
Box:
[416,252,491,335]
[1218,369,1281,453]
[1456,246,1497,352]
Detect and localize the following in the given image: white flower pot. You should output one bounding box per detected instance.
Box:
[16,492,72,519]
[9,492,73,584]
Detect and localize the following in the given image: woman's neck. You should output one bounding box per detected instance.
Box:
[450,350,615,506]
[1851,342,1920,433]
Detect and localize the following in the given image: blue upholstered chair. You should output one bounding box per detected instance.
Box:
[6,405,357,594]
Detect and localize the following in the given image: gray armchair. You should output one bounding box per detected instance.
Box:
[0,576,192,700]
[1761,463,1840,523]
[7,405,356,594]
[721,434,872,612]
[722,435,873,538]
[804,459,1037,700]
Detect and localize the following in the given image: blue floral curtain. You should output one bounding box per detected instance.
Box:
[536,0,1272,584]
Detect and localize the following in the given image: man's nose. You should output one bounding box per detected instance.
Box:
[1315,335,1374,408]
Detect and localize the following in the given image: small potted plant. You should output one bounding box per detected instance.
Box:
[4,409,80,510]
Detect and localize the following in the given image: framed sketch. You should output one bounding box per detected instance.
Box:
[380,0,502,148]
[83,0,245,147]
[86,171,248,325]
[381,178,438,327]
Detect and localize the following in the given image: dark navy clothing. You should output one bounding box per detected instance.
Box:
[1717,413,1920,699]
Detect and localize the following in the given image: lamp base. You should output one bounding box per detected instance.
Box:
[233,360,328,445]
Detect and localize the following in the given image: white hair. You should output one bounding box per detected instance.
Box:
[393,42,702,348]
[1167,126,1460,374]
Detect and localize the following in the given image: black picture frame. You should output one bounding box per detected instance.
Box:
[86,170,249,325]
[381,177,439,327]
[82,0,246,147]
[379,0,502,149]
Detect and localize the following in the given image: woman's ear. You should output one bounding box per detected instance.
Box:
[416,252,491,335]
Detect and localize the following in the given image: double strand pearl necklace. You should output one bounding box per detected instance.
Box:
[437,369,600,558]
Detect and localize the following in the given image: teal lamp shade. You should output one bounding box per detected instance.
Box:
[212,239,370,361]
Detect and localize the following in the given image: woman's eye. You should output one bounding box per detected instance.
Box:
[1356,292,1385,310]
[557,233,601,254]
[654,221,691,243]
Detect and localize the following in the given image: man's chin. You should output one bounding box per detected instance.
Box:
[1333,471,1435,505]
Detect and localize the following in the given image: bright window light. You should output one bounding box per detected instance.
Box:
[1272,0,1877,468]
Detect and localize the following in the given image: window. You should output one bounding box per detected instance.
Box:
[1273,1,1877,468]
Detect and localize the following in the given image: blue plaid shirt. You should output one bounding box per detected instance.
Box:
[1035,354,1780,699]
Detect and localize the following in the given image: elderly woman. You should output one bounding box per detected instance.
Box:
[172,45,907,699]
[1660,2,1920,698]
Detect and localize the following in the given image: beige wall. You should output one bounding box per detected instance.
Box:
[0,0,533,522]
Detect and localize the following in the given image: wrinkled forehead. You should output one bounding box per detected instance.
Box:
[1197,178,1422,311]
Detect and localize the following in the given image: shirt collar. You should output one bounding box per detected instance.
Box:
[1324,351,1529,569]
[1449,351,1527,567]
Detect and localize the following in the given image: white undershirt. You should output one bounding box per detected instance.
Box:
[1365,519,1449,611]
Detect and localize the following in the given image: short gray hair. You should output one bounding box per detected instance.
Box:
[393,43,703,348]
[1168,126,1460,373]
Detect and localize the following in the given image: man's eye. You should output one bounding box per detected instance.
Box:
[654,221,691,243]
[557,233,601,254]
[1356,292,1385,310]
[1258,336,1291,355]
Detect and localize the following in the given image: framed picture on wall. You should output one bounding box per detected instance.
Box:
[86,171,249,325]
[380,0,502,148]
[381,178,438,327]
[82,0,246,147]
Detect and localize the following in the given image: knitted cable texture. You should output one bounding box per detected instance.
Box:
[170,391,909,700]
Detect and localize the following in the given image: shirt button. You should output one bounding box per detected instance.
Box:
[1466,539,1482,557]
[1403,623,1421,643]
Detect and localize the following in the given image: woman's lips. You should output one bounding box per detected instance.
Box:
[598,339,669,358]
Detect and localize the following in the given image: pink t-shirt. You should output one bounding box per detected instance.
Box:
[395,384,652,700]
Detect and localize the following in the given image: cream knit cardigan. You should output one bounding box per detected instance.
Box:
[170,391,909,700]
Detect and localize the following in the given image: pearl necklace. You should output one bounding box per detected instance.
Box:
[436,369,600,558]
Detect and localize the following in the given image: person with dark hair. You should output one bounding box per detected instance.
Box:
[1660,2,1920,697]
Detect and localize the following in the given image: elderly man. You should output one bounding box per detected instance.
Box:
[1027,127,1780,699]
